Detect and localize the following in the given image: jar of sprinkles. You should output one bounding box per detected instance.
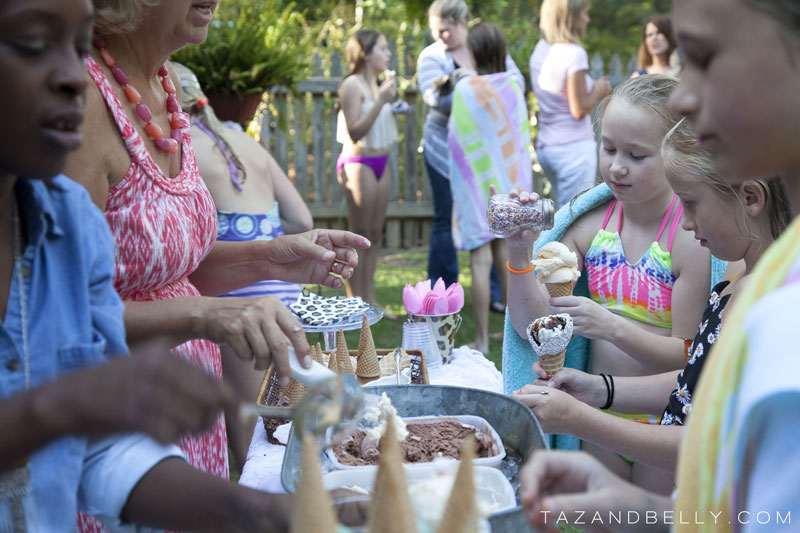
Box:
[487,194,554,236]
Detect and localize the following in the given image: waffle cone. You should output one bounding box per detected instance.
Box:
[282,378,307,407]
[336,329,354,374]
[327,348,339,373]
[545,282,573,298]
[312,343,326,365]
[436,436,478,533]
[367,414,417,533]
[291,434,338,533]
[539,349,566,379]
[356,317,381,381]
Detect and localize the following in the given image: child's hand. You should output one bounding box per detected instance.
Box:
[531,364,604,407]
[549,295,616,342]
[512,384,579,434]
[489,185,541,259]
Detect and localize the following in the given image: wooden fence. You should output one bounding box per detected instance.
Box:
[254,46,636,250]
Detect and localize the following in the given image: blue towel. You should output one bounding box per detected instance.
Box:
[501,183,728,450]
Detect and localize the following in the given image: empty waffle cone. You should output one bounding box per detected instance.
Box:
[545,282,573,298]
[436,436,478,533]
[539,349,567,379]
[290,434,338,533]
[282,378,307,407]
[312,343,326,365]
[357,316,381,382]
[327,348,339,373]
[336,329,354,374]
[367,414,417,533]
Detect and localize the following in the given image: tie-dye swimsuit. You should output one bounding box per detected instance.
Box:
[584,195,683,436]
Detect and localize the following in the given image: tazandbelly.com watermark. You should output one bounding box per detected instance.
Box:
[539,510,791,527]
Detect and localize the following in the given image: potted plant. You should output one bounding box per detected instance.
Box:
[172,0,311,123]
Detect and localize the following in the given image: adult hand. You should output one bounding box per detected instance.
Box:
[451,66,476,84]
[549,295,617,341]
[530,364,603,406]
[196,295,310,382]
[47,339,239,444]
[378,76,397,105]
[520,450,665,532]
[511,384,582,434]
[330,488,370,527]
[263,230,371,290]
[594,76,612,101]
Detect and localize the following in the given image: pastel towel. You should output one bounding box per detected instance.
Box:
[448,72,533,251]
[502,182,729,450]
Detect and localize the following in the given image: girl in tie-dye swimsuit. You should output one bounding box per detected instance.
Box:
[504,75,713,494]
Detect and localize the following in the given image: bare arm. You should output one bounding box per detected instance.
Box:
[566,70,610,121]
[515,383,684,471]
[268,150,312,234]
[122,457,292,532]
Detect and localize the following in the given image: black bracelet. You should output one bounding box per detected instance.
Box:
[608,374,615,410]
[599,373,613,410]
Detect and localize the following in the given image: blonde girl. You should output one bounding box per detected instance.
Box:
[519,0,800,527]
[513,118,788,481]
[504,75,712,494]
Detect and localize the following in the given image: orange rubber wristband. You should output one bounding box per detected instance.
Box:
[506,260,534,274]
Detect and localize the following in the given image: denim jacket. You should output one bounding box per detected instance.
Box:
[0,176,181,531]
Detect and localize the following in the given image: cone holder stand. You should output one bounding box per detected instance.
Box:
[296,303,384,350]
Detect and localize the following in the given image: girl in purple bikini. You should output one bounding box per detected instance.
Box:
[336,30,399,314]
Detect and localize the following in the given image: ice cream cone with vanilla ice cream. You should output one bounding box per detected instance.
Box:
[291,434,338,533]
[532,242,580,298]
[367,413,417,533]
[436,436,479,533]
[526,314,573,378]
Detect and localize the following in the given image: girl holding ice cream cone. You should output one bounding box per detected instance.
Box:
[513,117,789,477]
[499,74,714,494]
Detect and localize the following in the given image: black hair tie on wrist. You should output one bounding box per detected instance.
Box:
[600,373,614,410]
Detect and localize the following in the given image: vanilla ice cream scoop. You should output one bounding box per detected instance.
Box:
[532,242,580,284]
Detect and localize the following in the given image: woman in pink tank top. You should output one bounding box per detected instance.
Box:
[65,2,369,531]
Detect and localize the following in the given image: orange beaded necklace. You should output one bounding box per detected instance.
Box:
[92,37,181,154]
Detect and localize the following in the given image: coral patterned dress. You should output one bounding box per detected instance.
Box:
[77,56,228,532]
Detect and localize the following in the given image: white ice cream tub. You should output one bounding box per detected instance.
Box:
[325,414,506,471]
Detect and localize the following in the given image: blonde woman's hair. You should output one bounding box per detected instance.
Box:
[172,62,247,186]
[662,118,790,240]
[428,0,469,25]
[93,0,159,36]
[596,74,679,138]
[539,0,590,44]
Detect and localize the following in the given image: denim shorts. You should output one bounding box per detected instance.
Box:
[536,139,598,209]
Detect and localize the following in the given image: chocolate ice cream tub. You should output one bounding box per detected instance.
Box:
[325,414,506,471]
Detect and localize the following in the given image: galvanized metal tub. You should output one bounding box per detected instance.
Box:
[280,384,548,533]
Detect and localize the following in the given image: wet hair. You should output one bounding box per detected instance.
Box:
[596,74,680,138]
[428,0,469,25]
[636,15,677,70]
[539,0,590,44]
[93,0,159,36]
[172,62,247,186]
[662,118,790,240]
[468,22,507,75]
[344,30,383,78]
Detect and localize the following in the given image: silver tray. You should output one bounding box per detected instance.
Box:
[280,384,548,533]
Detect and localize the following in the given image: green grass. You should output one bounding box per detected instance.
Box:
[304,248,506,369]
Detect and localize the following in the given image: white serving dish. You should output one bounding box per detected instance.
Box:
[325,414,506,470]
[322,463,517,514]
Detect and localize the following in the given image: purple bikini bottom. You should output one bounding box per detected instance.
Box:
[336,153,389,179]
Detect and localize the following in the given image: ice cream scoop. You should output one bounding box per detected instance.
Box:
[532,242,580,284]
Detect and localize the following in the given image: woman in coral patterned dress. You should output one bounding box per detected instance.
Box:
[65,1,369,530]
